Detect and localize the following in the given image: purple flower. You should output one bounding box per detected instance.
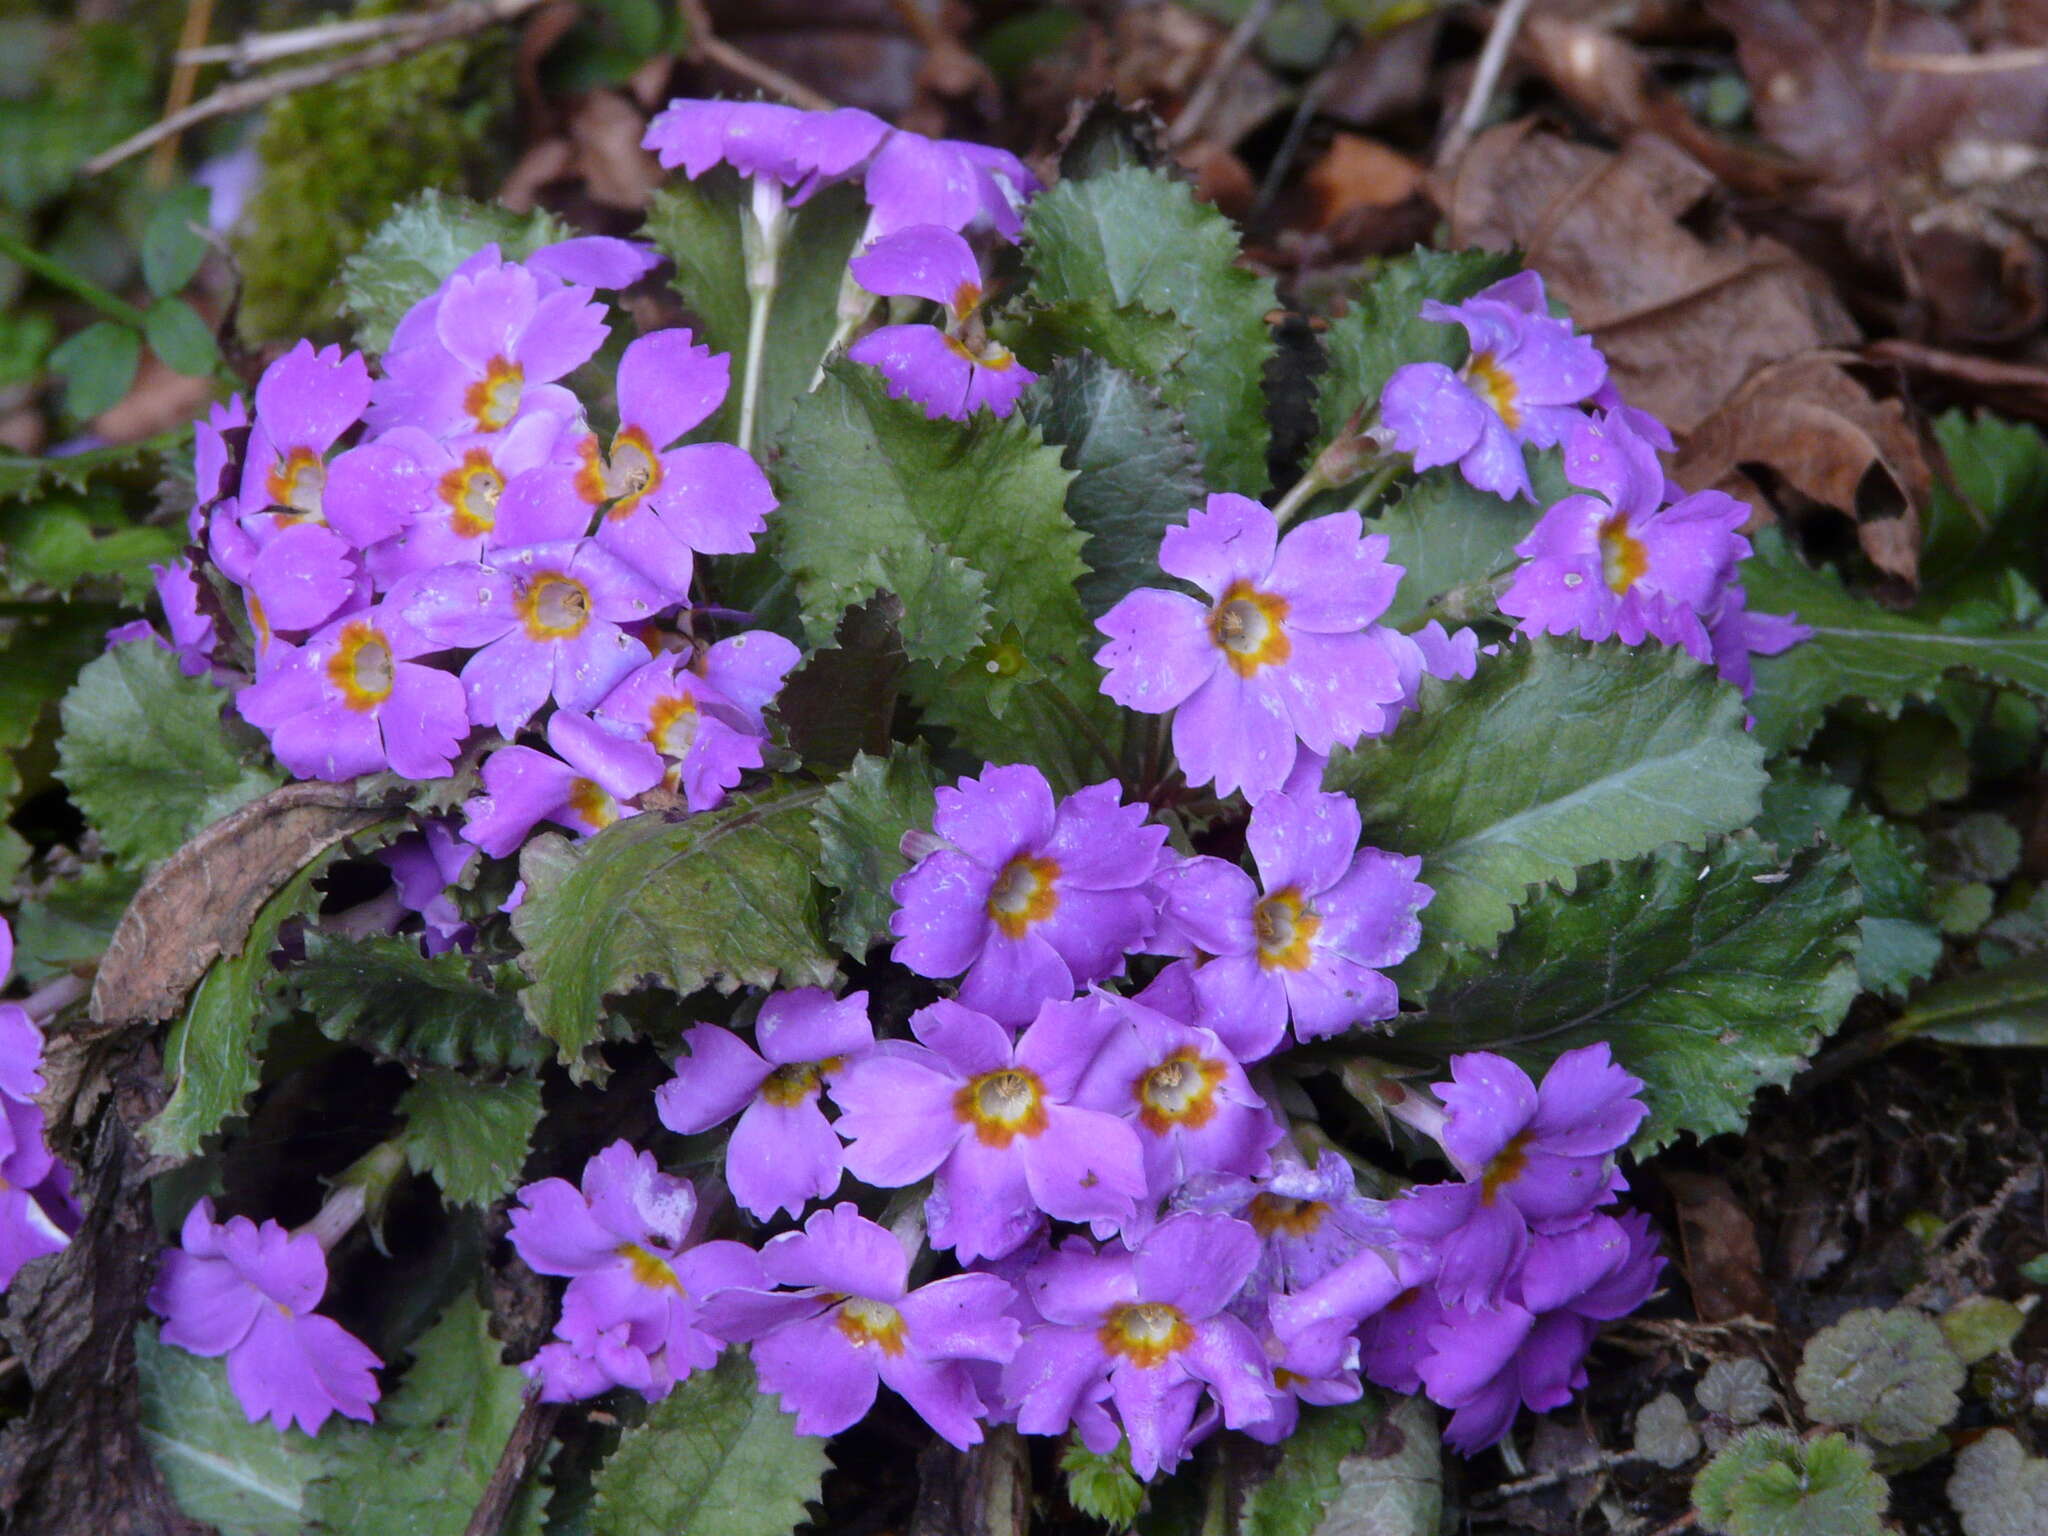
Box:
[398,539,661,734]
[643,100,891,196]
[1499,413,1751,661]
[830,998,1147,1262]
[890,765,1164,1027]
[1390,1045,1647,1310]
[107,560,220,679]
[701,1203,1021,1447]
[1095,498,1408,803]
[1176,1149,1399,1296]
[1237,1290,1368,1445]
[1155,790,1429,1057]
[192,394,249,528]
[591,632,797,812]
[846,226,1035,422]
[379,819,475,954]
[148,1199,381,1434]
[509,1142,763,1402]
[1416,1210,1662,1453]
[1708,586,1808,698]
[458,713,663,858]
[1002,1213,1277,1478]
[655,989,873,1221]
[525,235,661,290]
[1065,992,1281,1214]
[238,603,469,781]
[862,132,1037,241]
[1381,620,1479,728]
[1271,1240,1442,1395]
[0,935,76,1293]
[1380,271,1606,502]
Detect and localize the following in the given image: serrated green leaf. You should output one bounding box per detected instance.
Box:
[513,789,836,1065]
[1692,1428,1887,1536]
[145,295,221,377]
[772,364,1083,667]
[1060,1441,1143,1530]
[1404,835,1860,1152]
[141,185,213,298]
[305,1294,550,1536]
[137,1324,323,1536]
[1325,639,1769,956]
[1745,529,2048,750]
[1314,247,1521,458]
[1369,467,1531,630]
[338,191,570,352]
[48,318,139,421]
[0,424,190,505]
[57,641,280,867]
[397,1070,542,1207]
[291,931,546,1071]
[0,497,179,595]
[1020,164,1276,494]
[811,745,936,954]
[1238,1395,1428,1536]
[1795,1307,1963,1445]
[1919,409,2048,596]
[1948,1429,2048,1536]
[589,1351,828,1536]
[644,175,870,450]
[1023,354,1208,620]
[1890,953,2048,1048]
[6,861,136,983]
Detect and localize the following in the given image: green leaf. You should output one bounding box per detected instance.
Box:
[1325,640,1769,956]
[1890,953,2048,1048]
[57,641,280,867]
[1022,354,1208,620]
[1240,1394,1438,1536]
[1692,1429,1887,1536]
[1369,467,1531,630]
[145,296,221,377]
[1020,164,1277,495]
[811,745,936,954]
[1919,409,2048,595]
[1744,529,2048,750]
[147,850,337,1159]
[6,861,137,983]
[588,1351,828,1536]
[141,185,213,298]
[0,496,180,595]
[644,175,870,449]
[1403,835,1861,1152]
[137,1324,323,1536]
[771,364,1083,667]
[1948,1429,2048,1536]
[397,1070,542,1208]
[339,191,570,352]
[514,788,836,1065]
[306,1294,551,1536]
[1314,247,1521,456]
[1795,1307,1963,1445]
[1059,1442,1143,1530]
[0,424,191,505]
[291,932,547,1072]
[47,319,139,421]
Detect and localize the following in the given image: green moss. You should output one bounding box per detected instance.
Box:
[234,5,512,343]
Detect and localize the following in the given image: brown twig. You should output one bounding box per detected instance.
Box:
[151,0,220,184]
[1169,0,1279,147]
[462,1393,561,1536]
[1473,1449,1643,1504]
[1439,0,1537,170]
[178,10,473,70]
[675,0,834,111]
[84,0,552,175]
[1866,0,2048,73]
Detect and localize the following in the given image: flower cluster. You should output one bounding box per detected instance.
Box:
[0,920,78,1291]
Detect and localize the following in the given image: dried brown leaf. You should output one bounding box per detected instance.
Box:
[1664,1169,1778,1326]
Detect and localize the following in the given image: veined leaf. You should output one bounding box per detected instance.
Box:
[811,745,936,954]
[397,1070,543,1208]
[1369,468,1531,630]
[291,932,546,1072]
[339,191,569,352]
[1889,953,2048,1048]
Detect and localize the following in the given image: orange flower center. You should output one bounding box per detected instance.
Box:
[465,356,525,431]
[950,278,983,326]
[265,446,327,517]
[1248,1193,1329,1239]
[567,777,619,831]
[1466,351,1522,430]
[1480,1132,1532,1205]
[324,621,395,711]
[602,427,664,522]
[518,572,592,640]
[648,693,700,758]
[1598,512,1649,594]
[1254,888,1320,972]
[835,1296,908,1355]
[618,1242,684,1292]
[1136,1048,1225,1134]
[954,1067,1048,1148]
[1207,580,1292,678]
[440,448,504,538]
[759,1061,825,1108]
[987,854,1059,939]
[943,334,1019,371]
[1099,1302,1193,1369]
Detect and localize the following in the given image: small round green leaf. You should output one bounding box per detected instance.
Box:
[47,319,140,421]
[144,297,221,379]
[141,185,212,298]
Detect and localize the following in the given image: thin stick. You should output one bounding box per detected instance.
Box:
[1438,0,1537,169]
[1170,0,1280,147]
[151,0,220,184]
[1867,0,2048,73]
[675,0,835,111]
[83,0,551,175]
[180,12,460,70]
[462,1394,562,1536]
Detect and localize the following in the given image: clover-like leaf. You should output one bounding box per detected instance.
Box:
[1635,1393,1703,1470]
[1697,1358,1775,1426]
[1947,1428,2048,1536]
[1794,1307,1964,1445]
[1692,1428,1887,1536]
[1061,1441,1144,1531]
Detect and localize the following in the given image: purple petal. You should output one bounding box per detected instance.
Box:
[752,1312,882,1437]
[848,324,977,422]
[760,1202,907,1299]
[1265,514,1400,633]
[527,236,660,290]
[851,225,984,310]
[151,1250,262,1357]
[1134,1213,1260,1320]
[1157,494,1275,601]
[1094,587,1219,715]
[877,1353,988,1450]
[226,1308,380,1434]
[643,441,774,554]
[617,329,728,449]
[1437,1053,1539,1172]
[1246,790,1362,899]
[1021,1105,1145,1227]
[1529,1043,1647,1156]
[726,1097,845,1220]
[1171,668,1296,803]
[654,1024,770,1134]
[1380,363,1486,471]
[758,988,872,1065]
[831,1051,964,1187]
[898,1272,1021,1362]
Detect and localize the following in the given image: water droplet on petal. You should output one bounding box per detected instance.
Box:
[1563,573,1583,589]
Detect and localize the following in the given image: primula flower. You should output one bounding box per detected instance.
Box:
[0,928,77,1290]
[831,998,1147,1262]
[379,819,475,955]
[655,989,874,1221]
[1390,1045,1648,1310]
[862,131,1037,241]
[1237,1293,1368,1445]
[1417,1210,1662,1453]
[192,394,250,524]
[642,100,891,196]
[1707,586,1808,698]
[1002,1213,1277,1478]
[890,764,1164,1026]
[1064,993,1281,1212]
[591,632,798,812]
[701,1203,1022,1447]
[459,712,663,858]
[107,559,219,678]
[1176,1149,1400,1295]
[398,539,662,734]
[1095,498,1407,802]
[1154,790,1429,1057]
[237,603,468,781]
[383,239,655,359]
[509,1142,762,1403]
[846,225,1034,421]
[1379,270,1606,502]
[148,1199,381,1434]
[1498,412,1751,661]
[1269,1238,1442,1395]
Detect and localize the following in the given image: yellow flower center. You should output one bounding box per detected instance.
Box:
[648,692,700,758]
[954,1067,1048,1148]
[324,621,395,711]
[1248,1193,1329,1239]
[265,446,326,518]
[1100,1302,1193,1368]
[1480,1132,1532,1205]
[518,572,592,640]
[440,448,504,538]
[987,854,1059,939]
[835,1296,908,1355]
[1598,512,1649,594]
[759,1061,825,1108]
[465,356,525,432]
[1207,579,1292,678]
[1466,351,1522,430]
[567,777,619,831]
[618,1242,684,1292]
[602,427,665,522]
[1253,888,1320,972]
[1136,1048,1225,1134]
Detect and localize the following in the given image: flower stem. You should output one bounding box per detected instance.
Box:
[736,180,790,457]
[1269,462,1330,528]
[0,228,150,331]
[738,282,776,457]
[1030,678,1122,787]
